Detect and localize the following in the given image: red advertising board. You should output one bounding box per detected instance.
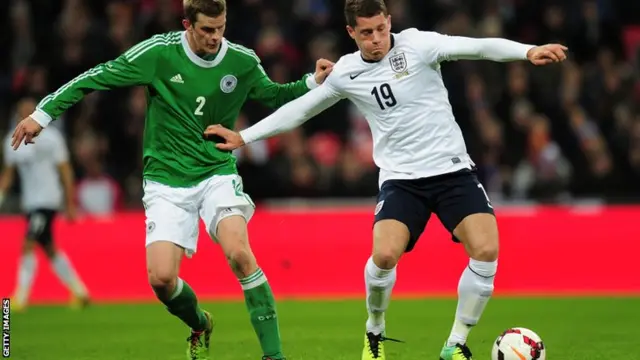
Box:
[1,206,638,303]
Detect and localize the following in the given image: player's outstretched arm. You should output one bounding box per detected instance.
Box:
[204,82,343,151]
[247,59,334,108]
[32,44,161,128]
[413,29,567,65]
[12,35,165,149]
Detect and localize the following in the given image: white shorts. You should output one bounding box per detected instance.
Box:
[142,174,255,256]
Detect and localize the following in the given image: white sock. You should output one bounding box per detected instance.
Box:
[365,257,397,335]
[446,258,497,347]
[15,253,37,304]
[51,252,88,297]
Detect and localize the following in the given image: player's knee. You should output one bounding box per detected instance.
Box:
[42,244,57,259]
[372,249,401,269]
[226,247,257,278]
[455,214,499,262]
[21,240,36,254]
[468,240,499,262]
[147,267,178,291]
[372,220,410,269]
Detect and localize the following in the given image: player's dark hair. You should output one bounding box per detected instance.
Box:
[344,0,388,27]
[184,0,226,24]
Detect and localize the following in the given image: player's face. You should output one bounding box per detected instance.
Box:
[183,13,226,54]
[347,14,392,61]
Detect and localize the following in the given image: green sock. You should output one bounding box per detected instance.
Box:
[241,268,283,359]
[161,278,208,331]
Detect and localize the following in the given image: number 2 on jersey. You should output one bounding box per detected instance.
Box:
[194,96,206,116]
[371,83,397,110]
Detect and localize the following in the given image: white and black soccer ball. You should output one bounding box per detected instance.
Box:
[491,327,546,360]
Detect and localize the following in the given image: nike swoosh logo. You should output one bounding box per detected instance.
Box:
[510,346,527,360]
[350,72,364,80]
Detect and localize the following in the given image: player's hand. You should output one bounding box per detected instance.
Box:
[11,116,43,150]
[203,125,245,151]
[314,58,334,84]
[65,206,78,222]
[527,44,568,66]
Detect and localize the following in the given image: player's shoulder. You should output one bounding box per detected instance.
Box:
[326,52,364,85]
[397,27,441,39]
[224,40,261,65]
[396,28,443,47]
[124,31,183,60]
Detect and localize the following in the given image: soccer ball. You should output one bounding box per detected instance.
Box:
[491,327,546,360]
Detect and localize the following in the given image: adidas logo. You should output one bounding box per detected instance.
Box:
[170,74,184,84]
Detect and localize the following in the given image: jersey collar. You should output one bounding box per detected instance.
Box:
[181,31,229,68]
[360,34,395,64]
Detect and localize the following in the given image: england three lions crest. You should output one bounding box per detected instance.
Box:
[389,53,407,73]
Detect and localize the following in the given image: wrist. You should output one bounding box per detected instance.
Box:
[525,45,536,60]
[30,108,53,128]
[306,73,319,90]
[238,130,251,145]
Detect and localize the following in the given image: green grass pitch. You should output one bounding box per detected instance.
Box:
[8,297,639,359]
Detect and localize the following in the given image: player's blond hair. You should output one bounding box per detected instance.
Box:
[184,0,226,23]
[344,0,388,27]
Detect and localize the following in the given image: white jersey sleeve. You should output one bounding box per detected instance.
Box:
[239,68,346,144]
[403,28,535,65]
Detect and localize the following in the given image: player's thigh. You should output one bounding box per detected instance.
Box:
[373,180,430,266]
[217,215,258,277]
[433,170,498,261]
[25,209,56,253]
[199,175,257,276]
[146,241,185,287]
[143,181,199,280]
[199,174,255,241]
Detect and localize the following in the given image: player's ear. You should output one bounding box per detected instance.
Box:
[346,25,356,40]
[182,19,192,31]
[387,15,392,30]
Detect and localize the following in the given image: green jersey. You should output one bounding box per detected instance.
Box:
[33,31,315,187]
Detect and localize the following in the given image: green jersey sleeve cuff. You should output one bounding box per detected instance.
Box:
[305,73,319,90]
[31,109,53,128]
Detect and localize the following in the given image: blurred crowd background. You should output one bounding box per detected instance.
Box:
[1,0,640,215]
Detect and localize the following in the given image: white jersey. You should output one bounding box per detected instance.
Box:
[3,127,69,212]
[240,28,534,188]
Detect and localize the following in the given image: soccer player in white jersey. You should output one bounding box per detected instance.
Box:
[1,97,89,311]
[203,1,568,359]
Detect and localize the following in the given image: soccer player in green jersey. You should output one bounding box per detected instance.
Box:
[10,1,333,359]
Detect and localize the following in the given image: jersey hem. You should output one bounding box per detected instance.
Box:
[143,168,238,188]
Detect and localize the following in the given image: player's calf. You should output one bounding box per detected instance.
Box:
[146,241,209,333]
[365,219,408,332]
[215,215,285,359]
[12,241,38,310]
[41,244,90,304]
[446,213,499,349]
